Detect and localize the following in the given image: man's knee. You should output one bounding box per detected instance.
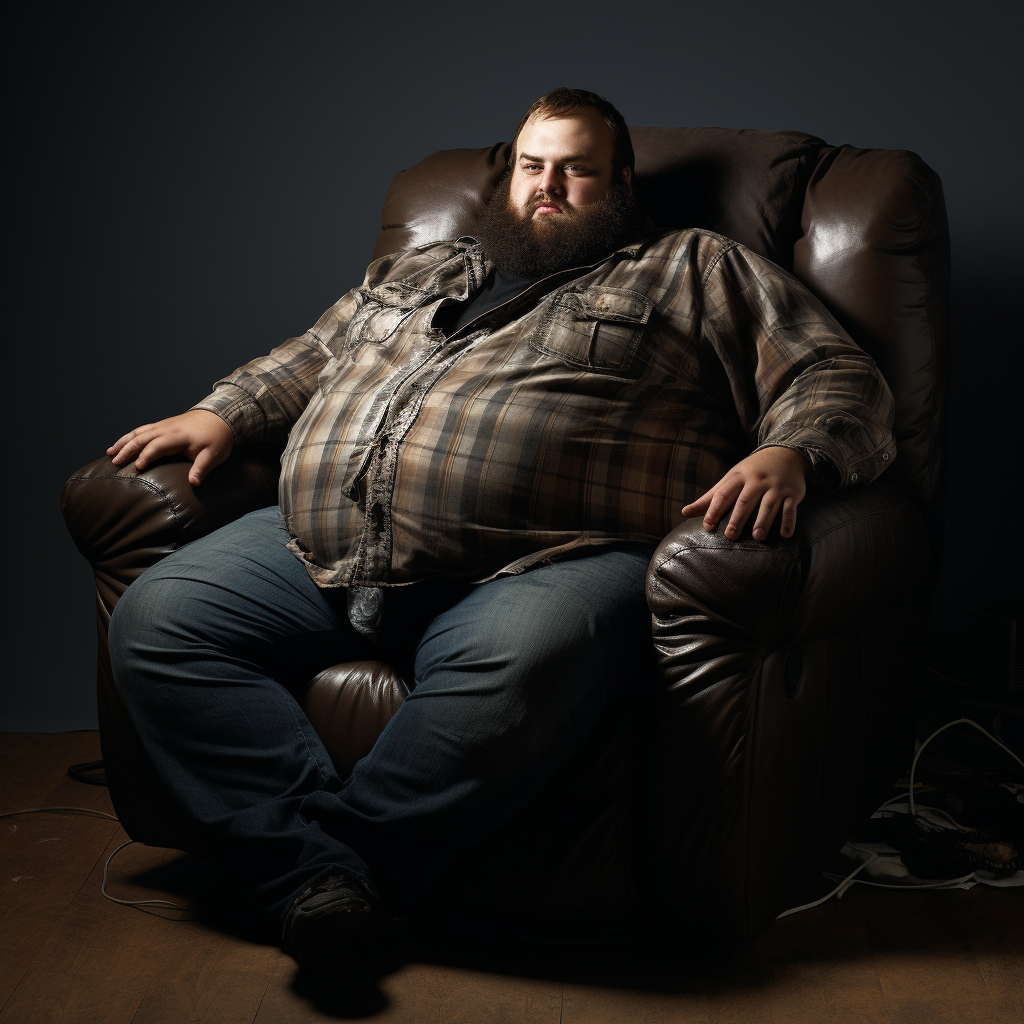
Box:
[108,572,206,688]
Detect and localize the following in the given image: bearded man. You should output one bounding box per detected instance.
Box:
[106,88,896,970]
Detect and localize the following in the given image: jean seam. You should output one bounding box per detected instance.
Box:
[284,685,332,795]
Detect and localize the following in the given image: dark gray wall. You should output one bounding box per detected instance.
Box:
[6,1,1021,729]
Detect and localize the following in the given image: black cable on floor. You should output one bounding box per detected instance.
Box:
[67,760,108,786]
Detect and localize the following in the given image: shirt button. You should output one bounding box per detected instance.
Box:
[882,453,890,461]
[851,473,859,482]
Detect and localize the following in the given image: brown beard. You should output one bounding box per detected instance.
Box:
[475,170,644,277]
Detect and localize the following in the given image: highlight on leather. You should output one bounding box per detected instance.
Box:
[300,661,410,778]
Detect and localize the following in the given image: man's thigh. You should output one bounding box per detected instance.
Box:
[407,543,655,738]
[109,505,375,692]
[334,544,656,867]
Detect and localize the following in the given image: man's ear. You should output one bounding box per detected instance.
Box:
[621,165,633,191]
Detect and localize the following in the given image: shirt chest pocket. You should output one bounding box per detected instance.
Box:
[343,281,437,351]
[528,286,654,377]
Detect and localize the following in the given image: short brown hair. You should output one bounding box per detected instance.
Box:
[511,88,635,177]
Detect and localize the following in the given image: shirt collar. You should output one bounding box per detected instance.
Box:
[456,235,648,293]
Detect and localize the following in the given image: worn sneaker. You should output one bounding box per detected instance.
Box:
[281,873,383,972]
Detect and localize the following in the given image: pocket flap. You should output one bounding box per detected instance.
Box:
[346,281,439,348]
[566,286,654,325]
[361,281,437,311]
[529,286,654,377]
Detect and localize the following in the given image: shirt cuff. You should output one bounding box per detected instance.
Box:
[190,384,266,444]
[751,440,840,494]
[755,423,897,492]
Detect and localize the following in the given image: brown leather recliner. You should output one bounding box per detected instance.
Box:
[61,126,948,943]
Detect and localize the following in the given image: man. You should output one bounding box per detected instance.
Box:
[107,89,895,970]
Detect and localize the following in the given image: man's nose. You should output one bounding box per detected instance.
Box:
[538,167,565,197]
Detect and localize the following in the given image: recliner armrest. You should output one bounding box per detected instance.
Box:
[60,446,284,854]
[642,478,930,938]
[61,446,282,597]
[646,478,929,651]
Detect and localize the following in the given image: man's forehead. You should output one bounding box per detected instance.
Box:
[516,109,614,159]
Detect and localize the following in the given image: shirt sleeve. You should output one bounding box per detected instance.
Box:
[190,249,405,443]
[698,241,897,492]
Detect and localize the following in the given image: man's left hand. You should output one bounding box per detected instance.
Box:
[681,446,810,542]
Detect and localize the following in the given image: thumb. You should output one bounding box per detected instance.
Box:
[188,445,223,486]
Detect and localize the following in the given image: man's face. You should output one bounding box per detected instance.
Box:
[476,106,641,278]
[509,109,631,223]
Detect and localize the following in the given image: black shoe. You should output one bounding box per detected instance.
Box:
[281,873,383,973]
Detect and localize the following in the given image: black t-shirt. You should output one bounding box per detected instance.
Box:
[447,268,545,335]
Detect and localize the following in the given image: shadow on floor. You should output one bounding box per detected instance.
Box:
[129,849,772,1019]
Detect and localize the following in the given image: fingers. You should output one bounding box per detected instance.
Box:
[107,425,155,463]
[107,411,234,483]
[750,490,782,542]
[700,478,743,533]
[680,491,713,517]
[681,477,744,533]
[749,491,804,541]
[107,421,190,471]
[705,491,737,536]
[132,433,187,471]
[705,488,797,542]
[722,484,761,540]
[680,449,808,542]
[779,496,798,538]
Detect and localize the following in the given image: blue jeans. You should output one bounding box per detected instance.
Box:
[108,506,654,919]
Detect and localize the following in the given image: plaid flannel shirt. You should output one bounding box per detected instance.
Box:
[193,229,897,588]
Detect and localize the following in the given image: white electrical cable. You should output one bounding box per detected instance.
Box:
[100,839,192,911]
[908,717,1024,817]
[872,792,976,832]
[775,852,880,918]
[838,873,976,892]
[3,806,191,912]
[776,716,1024,919]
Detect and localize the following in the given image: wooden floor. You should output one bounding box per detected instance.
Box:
[1,732,1020,1024]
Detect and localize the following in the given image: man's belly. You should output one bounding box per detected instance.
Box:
[278,362,738,587]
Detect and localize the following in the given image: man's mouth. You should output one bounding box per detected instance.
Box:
[532,197,564,215]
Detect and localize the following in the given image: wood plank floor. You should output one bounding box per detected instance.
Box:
[1,732,1020,1023]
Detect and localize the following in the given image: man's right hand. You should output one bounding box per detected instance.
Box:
[108,410,235,487]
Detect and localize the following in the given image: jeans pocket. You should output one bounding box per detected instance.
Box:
[529,285,654,377]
